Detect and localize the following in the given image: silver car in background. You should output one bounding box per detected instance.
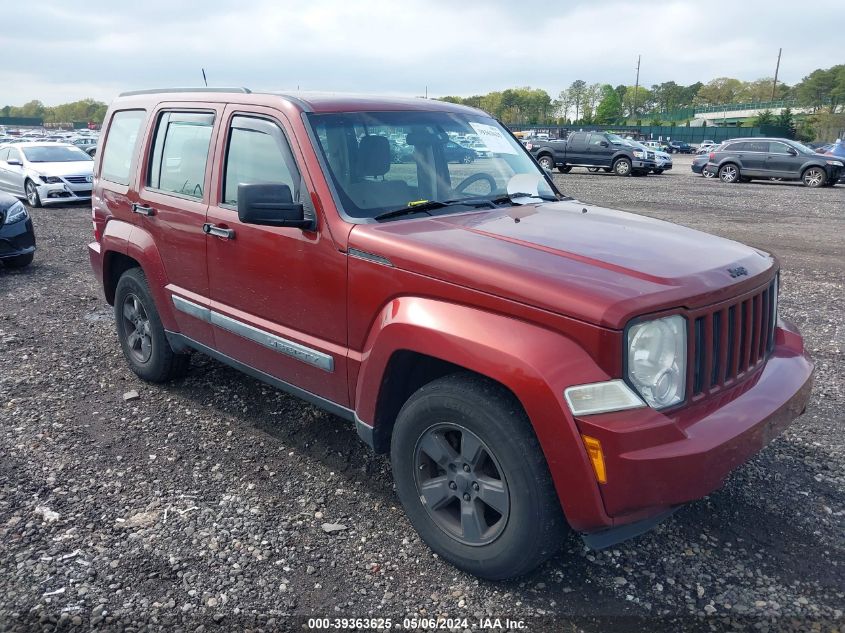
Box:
[0,142,94,207]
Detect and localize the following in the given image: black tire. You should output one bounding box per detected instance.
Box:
[114,267,189,382]
[391,373,565,580]
[557,166,571,174]
[537,154,554,170]
[613,158,632,176]
[2,252,34,268]
[652,169,664,175]
[24,179,42,208]
[801,166,826,188]
[718,163,740,183]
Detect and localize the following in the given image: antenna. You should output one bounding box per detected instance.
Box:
[202,68,208,87]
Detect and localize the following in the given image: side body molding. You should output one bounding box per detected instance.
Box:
[353,296,616,532]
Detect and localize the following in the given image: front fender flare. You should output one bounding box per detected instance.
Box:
[355,296,615,531]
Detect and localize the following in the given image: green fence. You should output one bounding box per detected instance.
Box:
[509,124,792,143]
[0,116,43,127]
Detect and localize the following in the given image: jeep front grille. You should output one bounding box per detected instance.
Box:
[690,277,778,397]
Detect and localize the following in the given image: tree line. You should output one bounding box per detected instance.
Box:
[0,99,108,125]
[439,64,845,126]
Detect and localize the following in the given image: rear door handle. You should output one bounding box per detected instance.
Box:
[203,223,235,240]
[131,203,155,216]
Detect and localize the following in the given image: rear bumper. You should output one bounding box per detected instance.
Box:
[575,321,812,528]
[0,217,36,259]
[88,241,104,288]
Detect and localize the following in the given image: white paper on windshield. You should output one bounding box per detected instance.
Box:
[469,122,517,155]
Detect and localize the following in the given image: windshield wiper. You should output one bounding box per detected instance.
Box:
[373,197,499,222]
[507,192,559,202]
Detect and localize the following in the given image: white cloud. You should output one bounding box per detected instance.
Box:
[0,0,839,106]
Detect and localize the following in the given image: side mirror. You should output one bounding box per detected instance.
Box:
[237,183,313,230]
[6,158,22,166]
[600,141,609,147]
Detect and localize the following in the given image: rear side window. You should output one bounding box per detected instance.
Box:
[148,112,215,199]
[222,116,300,206]
[100,110,146,186]
[769,141,791,153]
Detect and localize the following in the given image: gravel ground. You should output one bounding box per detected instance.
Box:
[1,157,842,632]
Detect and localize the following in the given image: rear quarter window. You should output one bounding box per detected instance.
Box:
[100,110,146,186]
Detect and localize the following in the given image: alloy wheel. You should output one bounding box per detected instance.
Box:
[413,423,510,546]
[26,181,38,205]
[720,165,738,183]
[538,156,553,169]
[122,293,153,363]
[803,168,825,187]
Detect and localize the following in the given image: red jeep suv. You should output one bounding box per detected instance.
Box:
[89,89,814,579]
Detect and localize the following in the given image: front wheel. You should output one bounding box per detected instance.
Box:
[391,374,565,580]
[537,154,554,170]
[802,167,826,188]
[114,267,190,382]
[461,154,475,164]
[25,179,42,208]
[613,158,632,176]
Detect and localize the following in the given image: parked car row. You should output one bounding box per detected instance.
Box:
[527,132,658,176]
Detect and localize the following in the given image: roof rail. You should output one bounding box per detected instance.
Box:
[118,87,252,97]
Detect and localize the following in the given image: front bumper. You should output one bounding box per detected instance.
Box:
[37,182,92,205]
[0,217,36,259]
[632,159,657,170]
[575,320,812,527]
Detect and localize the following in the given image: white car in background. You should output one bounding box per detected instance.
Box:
[0,142,94,207]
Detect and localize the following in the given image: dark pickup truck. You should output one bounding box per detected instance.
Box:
[526,131,657,176]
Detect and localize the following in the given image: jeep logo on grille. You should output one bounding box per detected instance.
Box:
[727,266,748,278]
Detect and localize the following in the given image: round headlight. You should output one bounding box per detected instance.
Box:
[627,315,687,409]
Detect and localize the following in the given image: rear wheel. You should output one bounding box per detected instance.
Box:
[114,268,189,382]
[802,166,826,188]
[557,166,571,174]
[2,253,34,268]
[390,373,565,580]
[653,169,664,175]
[613,157,632,176]
[537,154,554,170]
[25,179,42,208]
[718,163,740,183]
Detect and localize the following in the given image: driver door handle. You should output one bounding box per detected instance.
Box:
[131,203,155,216]
[203,223,235,240]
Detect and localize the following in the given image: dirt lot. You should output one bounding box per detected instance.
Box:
[1,157,843,632]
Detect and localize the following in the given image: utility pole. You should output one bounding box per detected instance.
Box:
[201,68,208,87]
[771,48,782,100]
[633,55,641,121]
[425,86,428,99]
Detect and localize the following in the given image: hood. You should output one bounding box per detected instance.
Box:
[28,161,93,177]
[349,200,776,328]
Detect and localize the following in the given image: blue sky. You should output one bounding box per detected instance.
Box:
[0,0,839,105]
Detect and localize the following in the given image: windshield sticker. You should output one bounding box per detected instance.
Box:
[468,122,517,155]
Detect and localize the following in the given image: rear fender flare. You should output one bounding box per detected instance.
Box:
[102,220,178,331]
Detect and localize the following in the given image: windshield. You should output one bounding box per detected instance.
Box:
[789,140,820,155]
[306,111,547,220]
[22,145,93,163]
